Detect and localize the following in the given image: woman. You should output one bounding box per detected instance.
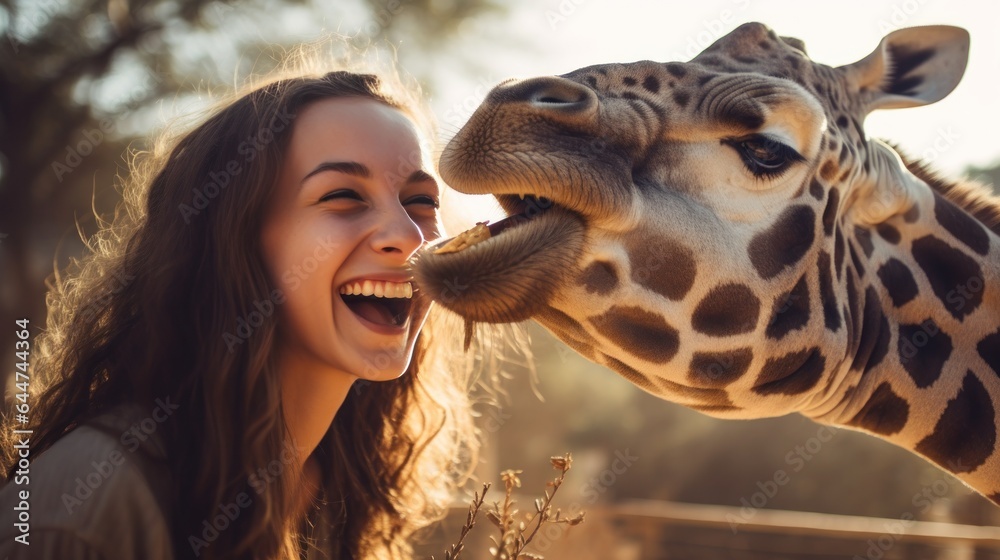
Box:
[0,62,476,559]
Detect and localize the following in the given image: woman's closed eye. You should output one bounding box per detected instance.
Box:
[319,189,365,204]
[404,194,439,208]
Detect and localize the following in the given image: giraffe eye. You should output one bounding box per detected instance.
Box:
[724,135,804,178]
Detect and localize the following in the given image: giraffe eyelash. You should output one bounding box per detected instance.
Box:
[722,134,805,179]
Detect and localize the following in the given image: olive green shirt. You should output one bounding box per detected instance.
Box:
[0,403,175,559]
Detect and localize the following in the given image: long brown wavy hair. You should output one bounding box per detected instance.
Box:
[1,55,477,559]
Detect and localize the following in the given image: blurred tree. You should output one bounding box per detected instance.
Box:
[0,0,504,386]
[967,161,1000,195]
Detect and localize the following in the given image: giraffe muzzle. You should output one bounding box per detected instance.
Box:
[412,203,585,323]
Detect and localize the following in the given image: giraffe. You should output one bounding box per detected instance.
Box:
[413,22,1000,502]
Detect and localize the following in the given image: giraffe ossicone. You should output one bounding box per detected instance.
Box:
[414,22,1000,503]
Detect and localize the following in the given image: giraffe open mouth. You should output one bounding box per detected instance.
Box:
[413,194,586,323]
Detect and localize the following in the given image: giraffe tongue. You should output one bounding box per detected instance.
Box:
[487,196,553,236]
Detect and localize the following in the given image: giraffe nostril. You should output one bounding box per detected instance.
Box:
[492,77,598,119]
[536,95,573,104]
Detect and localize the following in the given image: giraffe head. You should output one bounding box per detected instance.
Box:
[415,23,974,418]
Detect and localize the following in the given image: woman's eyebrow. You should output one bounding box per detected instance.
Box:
[301,161,370,185]
[406,169,436,184]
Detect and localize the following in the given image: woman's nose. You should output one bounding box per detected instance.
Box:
[370,205,425,259]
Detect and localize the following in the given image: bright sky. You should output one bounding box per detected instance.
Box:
[427,0,999,174]
[68,0,999,229]
[421,0,1000,228]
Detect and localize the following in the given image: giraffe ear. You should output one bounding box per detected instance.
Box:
[843,26,969,111]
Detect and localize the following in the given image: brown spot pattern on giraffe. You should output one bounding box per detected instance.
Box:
[580,260,619,295]
[603,355,660,393]
[849,286,886,373]
[915,371,996,473]
[822,188,840,236]
[748,205,816,279]
[848,382,909,436]
[691,283,761,336]
[934,192,991,256]
[976,328,1000,376]
[588,305,680,363]
[863,313,893,376]
[854,226,874,257]
[642,75,660,94]
[657,375,736,407]
[753,347,826,396]
[834,229,845,280]
[898,319,952,389]
[911,235,984,321]
[848,241,866,278]
[820,160,838,181]
[817,251,841,332]
[876,258,919,308]
[876,223,901,245]
[664,63,687,78]
[765,274,810,340]
[809,178,824,200]
[688,348,754,388]
[538,307,599,360]
[626,237,697,301]
[607,356,733,407]
[845,266,861,356]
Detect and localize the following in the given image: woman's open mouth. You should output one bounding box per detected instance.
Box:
[339,280,414,329]
[412,194,586,324]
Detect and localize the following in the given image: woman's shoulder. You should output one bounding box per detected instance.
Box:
[0,401,176,559]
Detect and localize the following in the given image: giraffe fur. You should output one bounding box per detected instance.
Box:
[414,22,1000,503]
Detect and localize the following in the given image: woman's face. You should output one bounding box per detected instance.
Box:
[260,97,441,382]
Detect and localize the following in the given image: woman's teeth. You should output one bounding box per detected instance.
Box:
[339,280,413,298]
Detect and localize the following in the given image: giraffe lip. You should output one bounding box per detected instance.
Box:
[412,205,586,323]
[487,194,555,235]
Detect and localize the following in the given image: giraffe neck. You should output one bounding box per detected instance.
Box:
[808,161,1000,499]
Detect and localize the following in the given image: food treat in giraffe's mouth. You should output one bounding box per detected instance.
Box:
[433,222,491,254]
[413,197,584,324]
[430,195,554,253]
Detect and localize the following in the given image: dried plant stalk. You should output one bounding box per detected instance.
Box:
[435,453,584,560]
